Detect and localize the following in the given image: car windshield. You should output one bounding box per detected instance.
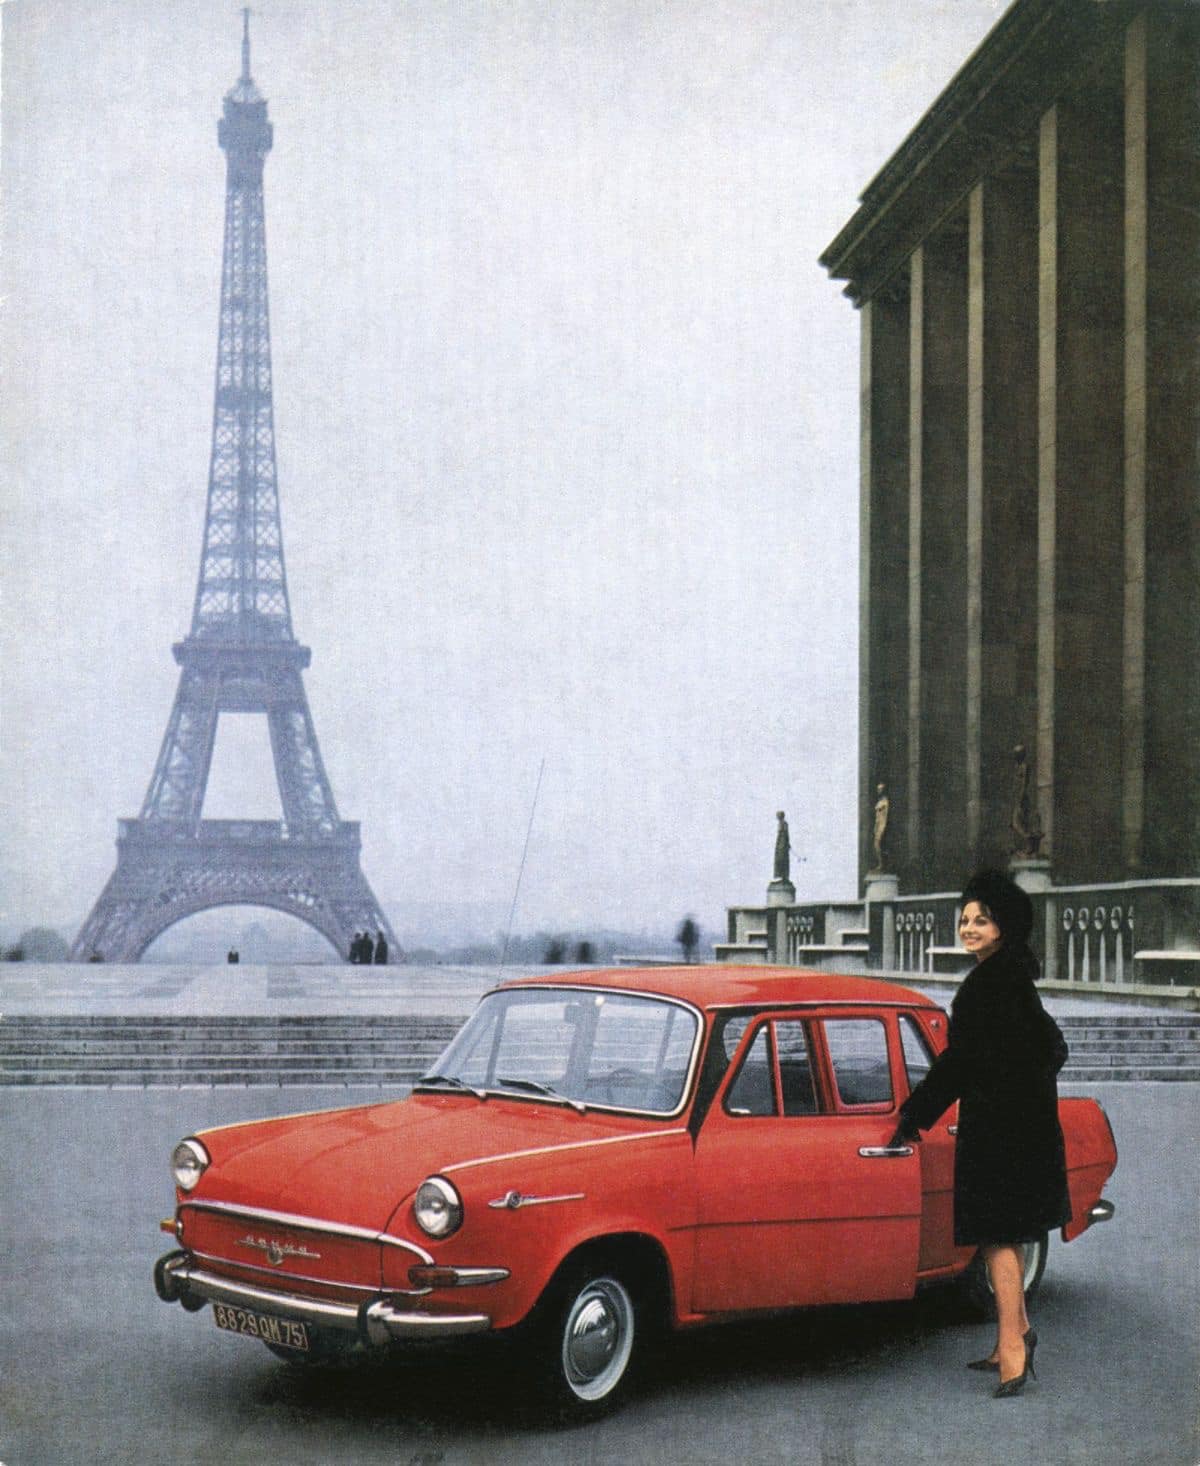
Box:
[421,987,700,1115]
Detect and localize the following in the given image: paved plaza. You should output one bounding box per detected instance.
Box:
[0,960,1165,1021]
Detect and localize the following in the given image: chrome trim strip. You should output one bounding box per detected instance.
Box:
[487,1190,585,1210]
[180,1199,433,1263]
[858,1145,914,1158]
[189,1247,382,1294]
[444,1128,688,1174]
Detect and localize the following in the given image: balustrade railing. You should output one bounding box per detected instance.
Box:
[1058,900,1135,983]
[725,879,1197,987]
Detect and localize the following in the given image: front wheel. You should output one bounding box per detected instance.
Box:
[960,1233,1048,1316]
[532,1267,640,1420]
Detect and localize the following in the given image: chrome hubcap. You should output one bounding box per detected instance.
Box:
[561,1277,633,1401]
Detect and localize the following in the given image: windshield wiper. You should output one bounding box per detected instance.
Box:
[495,1076,586,1113]
[416,1072,486,1098]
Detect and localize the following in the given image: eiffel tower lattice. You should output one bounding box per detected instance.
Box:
[73,19,394,963]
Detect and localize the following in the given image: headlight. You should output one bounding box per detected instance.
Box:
[172,1138,210,1192]
[413,1176,463,1238]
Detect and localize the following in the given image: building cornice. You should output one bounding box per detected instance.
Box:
[820,0,1144,305]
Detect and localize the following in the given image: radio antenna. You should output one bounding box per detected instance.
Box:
[499,758,545,971]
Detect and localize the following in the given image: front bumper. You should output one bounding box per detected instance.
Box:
[154,1251,492,1345]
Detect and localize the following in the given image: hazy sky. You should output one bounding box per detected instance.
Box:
[1,0,1007,943]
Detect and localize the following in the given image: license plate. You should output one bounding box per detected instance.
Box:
[212,1301,310,1351]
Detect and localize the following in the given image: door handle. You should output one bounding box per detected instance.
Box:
[858,1145,914,1158]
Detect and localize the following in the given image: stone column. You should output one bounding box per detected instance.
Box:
[1037,65,1126,884]
[909,223,969,891]
[967,172,1039,869]
[859,290,910,892]
[1126,9,1200,876]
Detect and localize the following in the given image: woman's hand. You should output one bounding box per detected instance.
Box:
[886,1122,918,1149]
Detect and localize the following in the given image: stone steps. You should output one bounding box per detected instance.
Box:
[3,1012,1199,1086]
[0,1016,458,1087]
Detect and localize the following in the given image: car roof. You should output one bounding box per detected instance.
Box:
[496,964,941,1013]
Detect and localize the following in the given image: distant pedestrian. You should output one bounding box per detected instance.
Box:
[227,948,239,964]
[373,930,388,965]
[349,931,363,964]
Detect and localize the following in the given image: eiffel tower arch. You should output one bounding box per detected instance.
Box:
[73,18,394,963]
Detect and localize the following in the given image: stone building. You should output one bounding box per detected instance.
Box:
[721,0,1198,983]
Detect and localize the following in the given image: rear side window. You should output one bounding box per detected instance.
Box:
[822,1018,893,1107]
[899,1014,934,1090]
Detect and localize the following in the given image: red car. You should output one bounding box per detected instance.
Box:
[154,967,1117,1416]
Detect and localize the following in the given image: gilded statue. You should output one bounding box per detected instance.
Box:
[870,782,890,872]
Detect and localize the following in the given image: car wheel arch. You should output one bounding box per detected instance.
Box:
[511,1232,673,1420]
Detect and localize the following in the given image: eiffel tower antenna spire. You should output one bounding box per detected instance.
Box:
[72,23,395,964]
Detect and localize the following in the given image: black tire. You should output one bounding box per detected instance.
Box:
[530,1263,643,1420]
[960,1233,1048,1316]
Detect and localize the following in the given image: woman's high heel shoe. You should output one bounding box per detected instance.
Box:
[993,1328,1038,1399]
[970,1326,1036,1374]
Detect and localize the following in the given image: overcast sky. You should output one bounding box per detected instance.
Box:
[0,0,1008,944]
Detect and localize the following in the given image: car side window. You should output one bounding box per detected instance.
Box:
[774,1020,818,1116]
[899,1014,934,1090]
[724,1026,775,1116]
[822,1018,893,1107]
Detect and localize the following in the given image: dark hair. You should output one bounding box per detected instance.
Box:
[961,868,1034,951]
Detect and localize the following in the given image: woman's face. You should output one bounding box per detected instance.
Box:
[960,901,1003,961]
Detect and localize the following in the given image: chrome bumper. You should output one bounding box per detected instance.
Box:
[1088,1199,1116,1224]
[154,1251,492,1344]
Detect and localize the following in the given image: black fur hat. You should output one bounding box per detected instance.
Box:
[961,868,1034,950]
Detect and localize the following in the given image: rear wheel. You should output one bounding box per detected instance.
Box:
[961,1233,1048,1315]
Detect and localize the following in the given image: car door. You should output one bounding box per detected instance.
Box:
[691,1010,921,1313]
[898,1009,964,1273]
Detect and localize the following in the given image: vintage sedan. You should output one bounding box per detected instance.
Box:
[154,967,1118,1416]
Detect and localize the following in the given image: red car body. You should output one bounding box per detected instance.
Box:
[155,967,1117,1414]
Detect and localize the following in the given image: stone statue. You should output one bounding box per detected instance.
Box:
[1010,743,1045,858]
[870,782,890,872]
[773,810,790,882]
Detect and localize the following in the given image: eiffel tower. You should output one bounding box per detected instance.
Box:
[72,17,394,963]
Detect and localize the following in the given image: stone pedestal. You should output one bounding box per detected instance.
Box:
[864,871,899,969]
[766,879,796,909]
[1009,858,1052,894]
[864,872,899,903]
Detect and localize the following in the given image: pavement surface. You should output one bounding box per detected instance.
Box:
[0,1082,1195,1466]
[0,961,1165,1019]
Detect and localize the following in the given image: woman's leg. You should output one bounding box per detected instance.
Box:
[983,1244,1031,1379]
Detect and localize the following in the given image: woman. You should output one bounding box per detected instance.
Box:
[892,869,1071,1398]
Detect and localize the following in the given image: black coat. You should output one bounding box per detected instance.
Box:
[899,945,1072,1246]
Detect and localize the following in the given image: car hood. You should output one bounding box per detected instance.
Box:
[196,1092,674,1232]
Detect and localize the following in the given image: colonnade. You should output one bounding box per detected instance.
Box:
[855,10,1197,894]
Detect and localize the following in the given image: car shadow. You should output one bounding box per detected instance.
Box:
[250,1281,985,1431]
